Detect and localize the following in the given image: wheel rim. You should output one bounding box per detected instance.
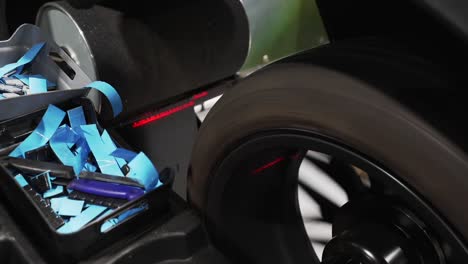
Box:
[202,129,468,263]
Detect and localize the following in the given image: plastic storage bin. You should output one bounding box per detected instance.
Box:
[0,24,95,121]
[0,97,173,262]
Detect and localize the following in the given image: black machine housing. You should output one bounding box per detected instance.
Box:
[0,0,467,263]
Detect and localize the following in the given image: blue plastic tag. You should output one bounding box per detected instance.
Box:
[14,74,56,87]
[81,125,123,176]
[0,42,45,78]
[49,107,91,175]
[76,138,91,173]
[29,76,47,94]
[127,152,159,190]
[43,186,64,198]
[68,106,87,129]
[100,218,118,232]
[101,130,126,168]
[100,205,146,232]
[10,105,65,158]
[111,148,138,162]
[86,81,123,117]
[49,126,84,175]
[58,198,84,217]
[57,205,108,234]
[50,197,67,213]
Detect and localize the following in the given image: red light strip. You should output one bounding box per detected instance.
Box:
[132,101,195,128]
[192,91,209,100]
[132,91,209,128]
[252,157,286,175]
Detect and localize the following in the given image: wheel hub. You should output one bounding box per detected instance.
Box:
[195,129,468,263]
[322,197,444,264]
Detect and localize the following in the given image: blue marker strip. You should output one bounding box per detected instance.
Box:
[117,205,146,222]
[50,197,67,213]
[29,76,47,94]
[98,208,115,219]
[14,174,28,187]
[66,106,92,174]
[86,81,123,117]
[100,218,118,232]
[43,186,64,198]
[57,205,107,234]
[76,138,91,173]
[101,130,126,168]
[0,42,45,77]
[111,148,138,162]
[95,209,114,232]
[100,205,146,232]
[13,74,30,85]
[81,125,123,176]
[10,105,65,158]
[67,106,86,129]
[58,198,84,216]
[127,152,159,190]
[49,126,83,175]
[14,74,56,87]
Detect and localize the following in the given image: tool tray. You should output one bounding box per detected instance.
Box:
[0,97,173,262]
[0,24,97,121]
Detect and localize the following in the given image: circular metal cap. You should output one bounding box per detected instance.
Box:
[322,197,444,264]
[323,223,409,264]
[36,3,98,81]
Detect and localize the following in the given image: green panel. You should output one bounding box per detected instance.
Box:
[241,0,328,71]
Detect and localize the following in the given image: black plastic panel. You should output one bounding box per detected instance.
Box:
[0,203,46,264]
[0,191,229,263]
[87,208,230,264]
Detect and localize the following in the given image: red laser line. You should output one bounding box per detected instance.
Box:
[252,157,286,174]
[192,91,209,100]
[132,91,209,128]
[132,101,196,128]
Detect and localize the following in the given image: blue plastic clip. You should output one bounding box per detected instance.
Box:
[10,105,65,158]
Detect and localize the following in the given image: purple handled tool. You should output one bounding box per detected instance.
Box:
[68,178,145,200]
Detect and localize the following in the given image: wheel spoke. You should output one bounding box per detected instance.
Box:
[298,158,348,208]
